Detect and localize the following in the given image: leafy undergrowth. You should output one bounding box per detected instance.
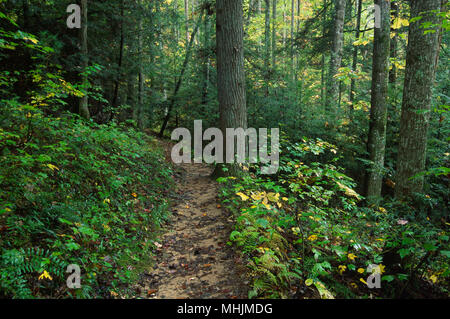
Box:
[0,23,174,298]
[0,113,173,298]
[218,137,449,299]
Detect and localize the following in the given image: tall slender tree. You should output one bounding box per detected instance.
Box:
[350,0,362,108]
[365,0,391,201]
[272,0,277,67]
[79,0,90,119]
[395,0,442,198]
[325,0,346,110]
[264,0,271,95]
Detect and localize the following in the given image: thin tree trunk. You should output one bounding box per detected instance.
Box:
[185,0,190,43]
[264,0,271,96]
[389,1,399,84]
[290,0,295,82]
[79,0,90,119]
[350,0,362,108]
[159,15,203,137]
[320,0,327,107]
[272,0,277,68]
[325,0,346,110]
[395,0,442,198]
[137,0,145,129]
[112,0,125,111]
[365,0,391,201]
[201,12,210,106]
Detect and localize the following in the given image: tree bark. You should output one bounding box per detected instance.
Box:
[213,0,247,177]
[264,0,271,96]
[79,0,90,119]
[395,0,442,198]
[350,0,362,108]
[365,0,391,201]
[325,0,346,110]
[271,0,277,68]
[112,0,125,111]
[290,0,295,82]
[389,0,399,84]
[185,0,190,43]
[320,0,327,107]
[137,0,145,129]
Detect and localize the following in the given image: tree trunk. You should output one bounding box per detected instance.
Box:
[213,0,247,177]
[389,1,399,84]
[365,0,391,201]
[201,12,210,107]
[320,0,327,107]
[395,0,442,198]
[137,0,145,130]
[290,0,295,82]
[271,0,277,68]
[350,0,362,108]
[112,0,125,111]
[185,0,190,43]
[159,15,202,137]
[79,0,90,119]
[264,0,271,96]
[325,0,346,110]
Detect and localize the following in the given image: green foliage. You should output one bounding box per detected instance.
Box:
[0,24,174,298]
[220,137,449,299]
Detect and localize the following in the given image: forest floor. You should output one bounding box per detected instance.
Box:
[136,139,249,299]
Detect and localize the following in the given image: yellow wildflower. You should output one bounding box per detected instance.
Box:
[347,253,357,261]
[307,234,318,241]
[357,268,365,274]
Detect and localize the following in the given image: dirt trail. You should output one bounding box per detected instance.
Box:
[138,152,248,299]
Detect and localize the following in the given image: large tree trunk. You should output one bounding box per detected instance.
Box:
[79,0,90,119]
[395,0,442,198]
[213,0,247,177]
[350,0,362,108]
[365,0,391,201]
[325,0,346,110]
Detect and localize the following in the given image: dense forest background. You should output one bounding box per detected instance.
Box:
[0,0,449,299]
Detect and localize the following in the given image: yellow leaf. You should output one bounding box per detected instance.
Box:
[392,17,409,30]
[336,182,360,200]
[347,253,357,261]
[38,270,53,281]
[46,164,59,171]
[236,192,249,201]
[267,192,280,203]
[251,192,264,201]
